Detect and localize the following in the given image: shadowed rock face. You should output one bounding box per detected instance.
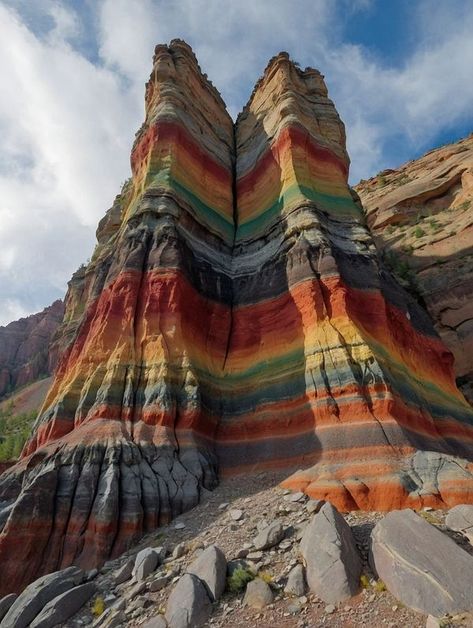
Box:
[355,135,473,402]
[1,40,473,594]
[0,300,64,399]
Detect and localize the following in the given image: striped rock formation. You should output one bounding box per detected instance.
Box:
[1,40,473,594]
[355,135,473,403]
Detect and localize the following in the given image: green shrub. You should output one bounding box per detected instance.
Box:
[414,226,425,238]
[227,567,255,593]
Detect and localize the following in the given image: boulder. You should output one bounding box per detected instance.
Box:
[113,558,134,585]
[187,545,226,602]
[243,578,273,609]
[371,509,473,615]
[1,567,83,628]
[165,574,212,628]
[284,564,306,597]
[133,547,163,581]
[0,596,17,623]
[445,504,473,542]
[300,502,361,603]
[253,521,285,551]
[30,582,96,628]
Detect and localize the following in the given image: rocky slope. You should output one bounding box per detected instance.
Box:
[0,300,64,399]
[1,41,473,595]
[355,134,473,402]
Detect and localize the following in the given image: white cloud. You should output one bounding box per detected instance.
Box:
[0,0,472,326]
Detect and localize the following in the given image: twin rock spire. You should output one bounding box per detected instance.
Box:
[1,40,473,594]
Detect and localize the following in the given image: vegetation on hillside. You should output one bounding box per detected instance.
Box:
[0,405,36,461]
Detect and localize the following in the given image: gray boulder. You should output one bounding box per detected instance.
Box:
[30,582,96,628]
[113,558,134,585]
[300,502,361,604]
[0,596,17,623]
[243,578,273,609]
[133,547,164,581]
[141,616,168,628]
[1,566,83,628]
[187,545,226,602]
[253,521,285,550]
[446,504,473,543]
[284,564,306,597]
[165,574,212,628]
[371,509,473,615]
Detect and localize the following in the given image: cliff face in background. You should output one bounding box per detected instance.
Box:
[355,135,473,402]
[1,40,473,595]
[0,300,64,399]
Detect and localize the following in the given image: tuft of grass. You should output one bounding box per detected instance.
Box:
[227,567,255,593]
[374,580,387,592]
[258,571,273,584]
[92,596,105,617]
[377,175,387,187]
[414,226,425,238]
[360,574,370,589]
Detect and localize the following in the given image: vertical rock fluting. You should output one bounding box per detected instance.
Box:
[221,54,473,509]
[0,41,235,594]
[1,42,473,594]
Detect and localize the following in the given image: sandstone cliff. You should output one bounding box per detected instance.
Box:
[355,135,473,402]
[0,300,64,399]
[1,41,473,595]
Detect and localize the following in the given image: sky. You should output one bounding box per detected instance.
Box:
[1,0,473,326]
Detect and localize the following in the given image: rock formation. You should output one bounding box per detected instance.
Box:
[0,300,64,399]
[355,135,473,402]
[1,40,473,594]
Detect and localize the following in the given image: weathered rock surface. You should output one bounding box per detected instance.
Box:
[300,502,361,603]
[284,564,307,597]
[243,578,274,609]
[252,521,285,550]
[371,509,473,615]
[445,504,473,542]
[1,41,473,596]
[29,582,95,628]
[165,573,212,628]
[113,558,134,585]
[186,545,226,602]
[0,567,83,628]
[133,547,163,581]
[0,597,16,623]
[355,134,473,402]
[0,300,64,399]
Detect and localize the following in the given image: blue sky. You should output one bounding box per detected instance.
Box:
[0,0,473,325]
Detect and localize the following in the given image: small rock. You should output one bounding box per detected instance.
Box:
[391,605,398,612]
[92,609,127,628]
[278,540,292,551]
[253,521,285,551]
[285,565,307,597]
[124,582,146,601]
[247,551,263,560]
[425,616,442,628]
[218,503,229,510]
[174,522,186,530]
[285,492,306,503]
[306,499,324,515]
[86,569,99,581]
[133,548,163,581]
[235,548,248,559]
[325,604,336,614]
[243,579,274,609]
[149,577,168,592]
[113,558,134,585]
[172,543,187,560]
[445,504,473,543]
[230,509,243,521]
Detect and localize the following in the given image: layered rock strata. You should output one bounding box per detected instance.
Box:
[1,41,473,594]
[355,136,473,402]
[0,300,64,399]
